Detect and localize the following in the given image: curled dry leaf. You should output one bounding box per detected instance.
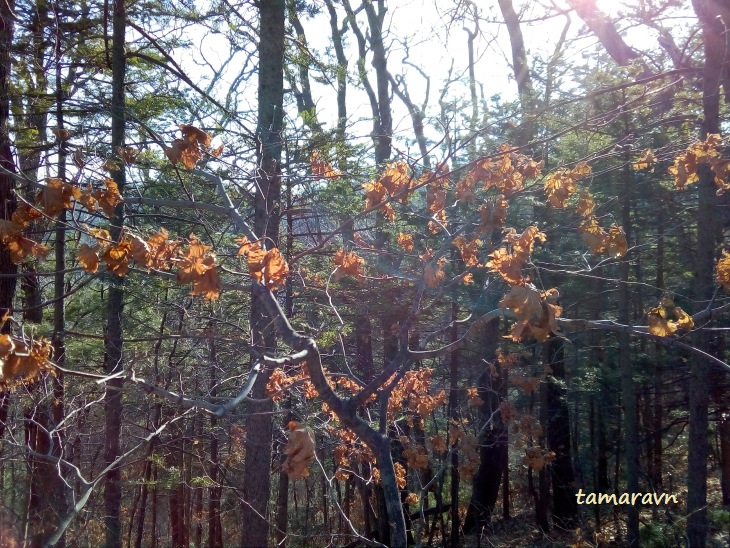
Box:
[282,421,316,480]
[397,232,414,252]
[77,244,100,273]
[333,249,365,281]
[0,336,54,388]
[718,250,730,292]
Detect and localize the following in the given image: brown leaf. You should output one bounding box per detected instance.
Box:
[102,241,132,277]
[282,422,316,480]
[179,124,212,148]
[333,249,365,281]
[77,244,100,273]
[94,179,123,217]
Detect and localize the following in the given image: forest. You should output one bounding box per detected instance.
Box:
[0,0,729,546]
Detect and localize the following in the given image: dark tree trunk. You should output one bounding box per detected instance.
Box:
[241,1,285,546]
[544,337,577,527]
[619,160,640,547]
[687,1,724,546]
[103,1,127,546]
[464,319,505,533]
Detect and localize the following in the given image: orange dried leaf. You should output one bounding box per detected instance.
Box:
[718,250,730,292]
[103,241,132,277]
[77,244,100,273]
[397,232,414,252]
[333,249,365,281]
[633,149,656,172]
[282,423,316,480]
[179,124,212,148]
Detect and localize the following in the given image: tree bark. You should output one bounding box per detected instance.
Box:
[687,1,724,546]
[241,1,285,546]
[103,1,127,546]
[545,337,577,528]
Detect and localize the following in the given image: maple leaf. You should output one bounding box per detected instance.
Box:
[500,284,561,342]
[11,204,42,228]
[670,135,722,189]
[180,124,212,148]
[544,162,591,208]
[333,249,365,281]
[579,216,608,254]
[428,434,446,454]
[281,422,316,480]
[404,493,419,505]
[261,248,289,290]
[523,446,555,472]
[37,178,81,217]
[718,250,730,292]
[127,233,151,267]
[499,285,543,321]
[177,235,213,283]
[647,306,676,337]
[633,149,656,172]
[423,257,446,288]
[466,387,484,406]
[453,235,481,267]
[0,337,53,387]
[673,307,694,332]
[149,230,179,271]
[94,179,124,217]
[455,176,477,203]
[191,256,221,299]
[478,194,509,231]
[88,227,112,247]
[576,191,595,217]
[606,224,628,258]
[77,244,100,273]
[486,247,524,286]
[78,186,98,212]
[310,151,340,180]
[397,232,414,252]
[6,236,49,264]
[710,158,730,194]
[103,240,132,277]
[118,146,139,165]
[0,220,20,242]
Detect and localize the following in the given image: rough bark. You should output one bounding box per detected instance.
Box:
[687,1,724,546]
[103,1,127,545]
[497,0,537,146]
[544,337,577,528]
[241,1,285,546]
[619,162,639,547]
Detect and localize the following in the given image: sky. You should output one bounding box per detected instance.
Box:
[176,0,698,162]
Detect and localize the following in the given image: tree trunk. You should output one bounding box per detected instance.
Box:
[241,1,285,546]
[463,319,504,533]
[687,1,724,546]
[619,161,640,547]
[103,1,127,545]
[545,337,577,528]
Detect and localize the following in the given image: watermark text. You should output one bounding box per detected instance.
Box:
[575,488,678,506]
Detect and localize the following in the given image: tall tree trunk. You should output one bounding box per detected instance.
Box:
[103,1,127,545]
[545,337,577,527]
[448,300,460,547]
[241,1,285,546]
[619,161,640,547]
[687,1,723,546]
[0,0,17,541]
[463,319,504,533]
[497,0,537,147]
